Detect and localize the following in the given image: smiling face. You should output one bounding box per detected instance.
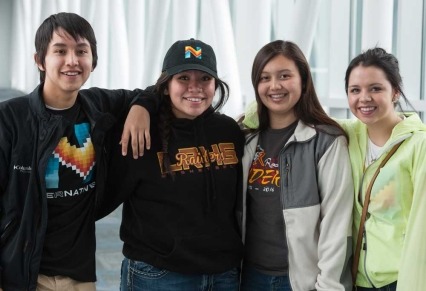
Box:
[257,54,302,128]
[166,70,216,119]
[35,28,93,108]
[347,65,399,129]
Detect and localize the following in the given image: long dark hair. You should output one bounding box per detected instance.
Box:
[154,71,230,176]
[344,47,414,112]
[251,40,347,139]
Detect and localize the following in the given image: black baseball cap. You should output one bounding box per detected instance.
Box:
[162,38,218,78]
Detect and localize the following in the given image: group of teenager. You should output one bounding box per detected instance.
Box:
[0,11,425,291]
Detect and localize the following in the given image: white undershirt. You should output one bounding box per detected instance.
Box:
[365,138,383,166]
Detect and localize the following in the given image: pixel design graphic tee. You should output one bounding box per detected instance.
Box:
[40,101,97,282]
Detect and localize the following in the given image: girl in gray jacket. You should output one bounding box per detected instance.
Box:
[239,40,353,291]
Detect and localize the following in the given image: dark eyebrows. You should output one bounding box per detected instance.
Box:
[369,83,383,87]
[348,83,383,89]
[50,42,90,48]
[51,43,67,48]
[261,69,292,75]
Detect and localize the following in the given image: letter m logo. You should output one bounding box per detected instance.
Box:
[185,46,202,59]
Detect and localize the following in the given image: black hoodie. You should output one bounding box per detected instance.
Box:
[106,107,244,274]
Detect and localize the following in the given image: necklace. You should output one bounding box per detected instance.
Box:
[366,138,383,166]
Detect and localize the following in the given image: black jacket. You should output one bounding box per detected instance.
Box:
[0,84,142,290]
[104,107,245,274]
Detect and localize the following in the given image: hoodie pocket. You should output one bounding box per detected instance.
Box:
[159,228,243,272]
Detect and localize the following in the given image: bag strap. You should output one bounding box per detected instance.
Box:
[351,140,404,284]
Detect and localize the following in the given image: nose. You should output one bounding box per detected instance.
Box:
[188,79,202,92]
[360,91,372,102]
[66,52,78,66]
[270,78,282,90]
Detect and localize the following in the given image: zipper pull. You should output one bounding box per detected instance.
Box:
[362,228,367,250]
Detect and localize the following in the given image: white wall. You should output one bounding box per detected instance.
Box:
[0,0,13,87]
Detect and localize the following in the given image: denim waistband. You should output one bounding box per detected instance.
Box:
[355,281,397,291]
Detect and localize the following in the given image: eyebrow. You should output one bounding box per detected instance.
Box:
[51,42,90,48]
[348,82,383,87]
[261,69,292,74]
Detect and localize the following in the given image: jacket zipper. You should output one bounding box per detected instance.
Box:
[280,153,292,288]
[0,219,17,246]
[26,130,60,290]
[282,156,290,188]
[362,227,376,287]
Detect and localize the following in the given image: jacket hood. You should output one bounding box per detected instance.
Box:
[241,100,259,129]
[370,113,425,150]
[392,113,426,136]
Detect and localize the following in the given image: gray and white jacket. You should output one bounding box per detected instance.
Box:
[240,120,353,291]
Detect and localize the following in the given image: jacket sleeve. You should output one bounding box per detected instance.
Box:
[234,126,245,238]
[130,85,160,115]
[316,135,354,291]
[397,136,426,290]
[0,106,12,288]
[0,107,11,199]
[83,86,160,119]
[95,128,141,219]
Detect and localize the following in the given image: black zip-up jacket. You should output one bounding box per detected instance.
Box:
[0,84,147,290]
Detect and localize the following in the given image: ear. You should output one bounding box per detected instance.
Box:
[34,53,45,71]
[164,88,169,95]
[392,89,400,103]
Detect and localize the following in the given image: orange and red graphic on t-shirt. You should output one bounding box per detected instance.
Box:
[248,145,280,188]
[157,143,238,176]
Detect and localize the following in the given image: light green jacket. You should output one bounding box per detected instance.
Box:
[339,114,426,290]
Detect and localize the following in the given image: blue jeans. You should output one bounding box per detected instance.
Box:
[240,265,292,291]
[120,258,239,291]
[355,282,397,291]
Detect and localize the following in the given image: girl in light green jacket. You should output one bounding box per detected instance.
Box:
[341,47,426,291]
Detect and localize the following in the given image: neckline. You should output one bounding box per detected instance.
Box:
[366,138,383,166]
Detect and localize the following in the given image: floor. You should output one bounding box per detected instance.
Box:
[95,206,123,290]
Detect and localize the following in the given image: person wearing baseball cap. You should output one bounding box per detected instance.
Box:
[106,39,244,290]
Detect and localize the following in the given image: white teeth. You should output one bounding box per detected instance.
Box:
[269,94,285,100]
[186,97,202,102]
[360,106,375,113]
[63,72,79,76]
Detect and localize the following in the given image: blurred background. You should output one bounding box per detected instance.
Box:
[1,0,425,289]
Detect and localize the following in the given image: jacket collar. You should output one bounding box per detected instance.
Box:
[292,120,317,142]
[28,84,51,120]
[246,120,316,145]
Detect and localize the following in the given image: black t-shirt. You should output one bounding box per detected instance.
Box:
[39,101,97,282]
[245,121,297,275]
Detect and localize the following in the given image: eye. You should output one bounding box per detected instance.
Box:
[371,86,382,92]
[77,49,88,55]
[259,75,269,82]
[280,73,290,79]
[201,75,212,81]
[54,49,66,54]
[177,75,189,81]
[349,88,360,94]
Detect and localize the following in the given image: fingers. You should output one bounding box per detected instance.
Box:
[121,131,130,156]
[132,130,143,159]
[121,105,151,158]
[143,129,151,152]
